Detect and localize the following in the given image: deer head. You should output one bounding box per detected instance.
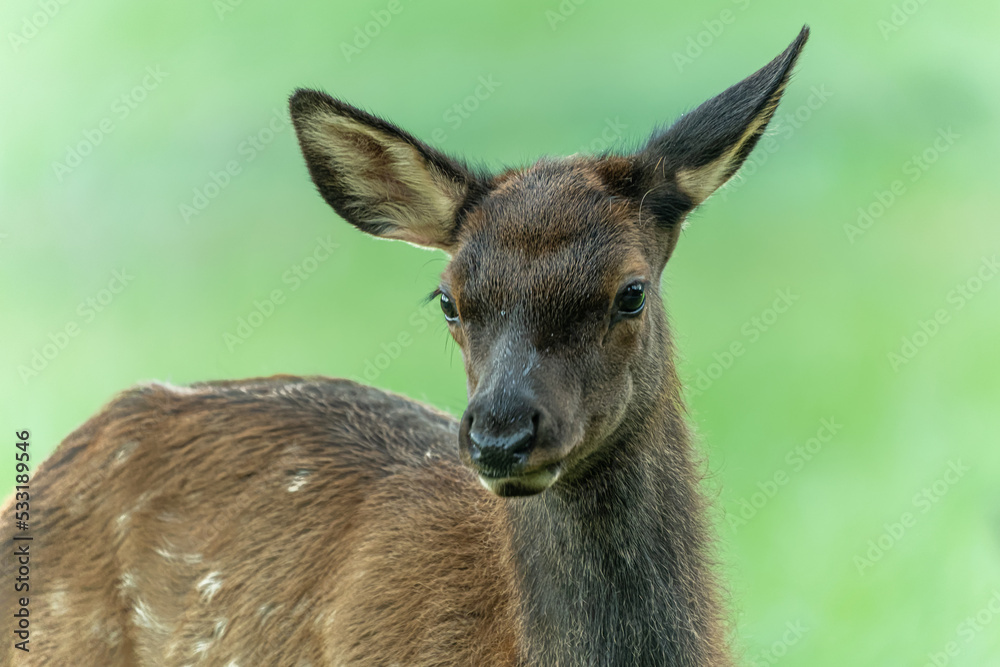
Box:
[290,27,808,497]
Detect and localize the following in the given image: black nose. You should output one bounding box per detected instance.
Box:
[462,408,539,479]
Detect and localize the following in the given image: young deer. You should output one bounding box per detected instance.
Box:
[2,27,808,666]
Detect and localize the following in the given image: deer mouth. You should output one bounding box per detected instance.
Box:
[476,462,562,497]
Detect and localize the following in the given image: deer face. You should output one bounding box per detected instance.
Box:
[440,160,669,495]
[290,27,807,496]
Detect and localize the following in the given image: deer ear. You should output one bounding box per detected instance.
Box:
[597,27,808,262]
[290,89,485,252]
[644,26,809,207]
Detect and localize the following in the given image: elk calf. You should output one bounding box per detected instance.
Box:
[2,27,809,666]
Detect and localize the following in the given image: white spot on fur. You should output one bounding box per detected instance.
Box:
[69,492,87,516]
[197,571,223,604]
[118,572,136,592]
[116,491,152,535]
[258,603,278,627]
[113,440,138,466]
[147,380,199,395]
[193,638,213,656]
[47,587,68,615]
[193,617,228,656]
[287,470,310,492]
[133,598,169,634]
[153,537,201,564]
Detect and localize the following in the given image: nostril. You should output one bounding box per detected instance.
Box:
[467,422,537,477]
[462,401,544,476]
[503,409,540,455]
[507,423,535,455]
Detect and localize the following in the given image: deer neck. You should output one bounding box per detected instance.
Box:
[505,385,726,665]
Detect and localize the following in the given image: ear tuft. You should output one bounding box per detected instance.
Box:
[290,89,485,251]
[594,27,809,264]
[644,25,810,206]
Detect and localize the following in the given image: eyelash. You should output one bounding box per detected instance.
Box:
[430,283,647,326]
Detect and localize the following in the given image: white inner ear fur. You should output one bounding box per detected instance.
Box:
[675,83,785,205]
[301,111,466,250]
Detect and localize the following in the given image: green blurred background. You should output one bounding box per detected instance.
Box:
[2,0,998,663]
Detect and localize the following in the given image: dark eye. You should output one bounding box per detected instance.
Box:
[440,292,460,322]
[617,283,646,316]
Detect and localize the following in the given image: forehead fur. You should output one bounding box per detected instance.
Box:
[445,158,650,320]
[456,158,647,263]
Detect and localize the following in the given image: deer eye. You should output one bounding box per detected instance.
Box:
[617,283,646,316]
[440,292,460,322]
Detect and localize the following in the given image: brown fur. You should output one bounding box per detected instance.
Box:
[1,378,521,666]
[1,27,809,666]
